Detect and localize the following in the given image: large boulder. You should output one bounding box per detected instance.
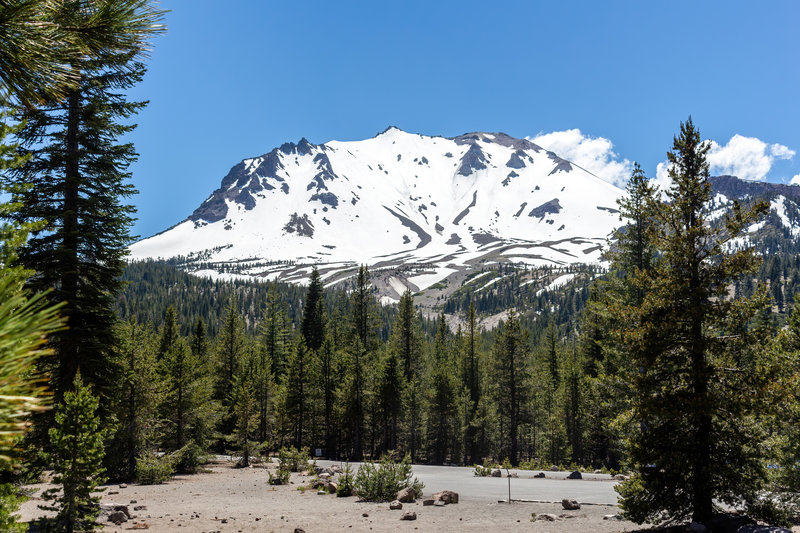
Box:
[490,468,502,477]
[561,499,580,510]
[566,470,582,479]
[396,486,416,503]
[432,490,459,504]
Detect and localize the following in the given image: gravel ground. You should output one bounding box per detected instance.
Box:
[15,460,798,532]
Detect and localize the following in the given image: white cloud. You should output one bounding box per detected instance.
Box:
[790,174,800,186]
[655,161,674,190]
[706,135,794,181]
[527,129,633,187]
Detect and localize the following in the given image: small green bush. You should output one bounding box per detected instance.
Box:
[277,446,312,472]
[0,483,26,533]
[136,452,174,485]
[172,442,206,474]
[474,457,497,477]
[337,463,354,497]
[268,465,290,485]
[353,453,423,502]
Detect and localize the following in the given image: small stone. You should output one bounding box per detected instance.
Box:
[400,511,417,521]
[533,472,545,478]
[108,491,120,495]
[119,483,128,488]
[294,529,306,533]
[134,506,148,511]
[422,499,435,506]
[433,500,445,507]
[566,470,582,479]
[389,500,403,510]
[536,513,560,522]
[362,513,369,517]
[550,465,559,471]
[108,511,128,525]
[396,487,416,503]
[490,469,502,477]
[432,490,459,504]
[561,499,580,510]
[603,514,623,521]
[558,514,577,519]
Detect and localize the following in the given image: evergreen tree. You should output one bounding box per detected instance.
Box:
[425,312,457,464]
[615,118,772,523]
[283,338,311,449]
[158,306,180,359]
[301,265,326,351]
[4,1,164,402]
[108,319,160,480]
[261,286,290,381]
[231,356,257,467]
[216,296,245,435]
[490,310,530,465]
[159,336,207,451]
[40,374,106,533]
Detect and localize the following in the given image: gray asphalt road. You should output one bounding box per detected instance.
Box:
[315,461,621,505]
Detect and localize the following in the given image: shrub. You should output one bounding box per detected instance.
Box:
[474,457,497,477]
[136,452,173,485]
[277,446,312,472]
[268,465,290,485]
[353,453,423,502]
[0,483,26,533]
[336,463,354,497]
[172,442,206,474]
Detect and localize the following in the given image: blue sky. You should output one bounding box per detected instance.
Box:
[127,0,800,238]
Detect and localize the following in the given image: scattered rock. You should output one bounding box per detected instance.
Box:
[432,490,459,504]
[614,474,629,481]
[534,472,546,478]
[508,472,519,478]
[330,464,342,474]
[134,505,147,511]
[594,469,603,474]
[362,513,369,517]
[689,522,708,533]
[389,500,403,510]
[328,481,338,493]
[129,522,149,530]
[550,465,559,471]
[561,499,580,510]
[400,511,417,521]
[396,487,416,503]
[422,499,435,506]
[119,484,128,489]
[490,469,502,477]
[434,500,445,507]
[108,511,128,525]
[567,470,582,479]
[558,514,577,519]
[603,514,623,521]
[294,529,305,533]
[316,490,326,495]
[108,491,120,495]
[319,472,331,479]
[536,513,560,521]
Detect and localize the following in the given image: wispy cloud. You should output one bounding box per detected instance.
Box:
[527,129,633,187]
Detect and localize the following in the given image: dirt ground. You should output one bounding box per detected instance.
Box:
[13,460,794,533]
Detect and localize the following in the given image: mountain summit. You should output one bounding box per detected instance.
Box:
[130,127,626,299]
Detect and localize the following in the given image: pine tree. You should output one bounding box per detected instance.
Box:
[283,338,311,449]
[158,306,180,359]
[232,356,257,467]
[216,296,245,435]
[425,312,457,464]
[109,319,160,480]
[489,310,530,465]
[377,346,402,454]
[615,118,772,523]
[40,374,106,533]
[4,2,164,402]
[301,266,326,351]
[159,336,206,451]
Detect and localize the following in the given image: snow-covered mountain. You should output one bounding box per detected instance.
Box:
[131,127,625,300]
